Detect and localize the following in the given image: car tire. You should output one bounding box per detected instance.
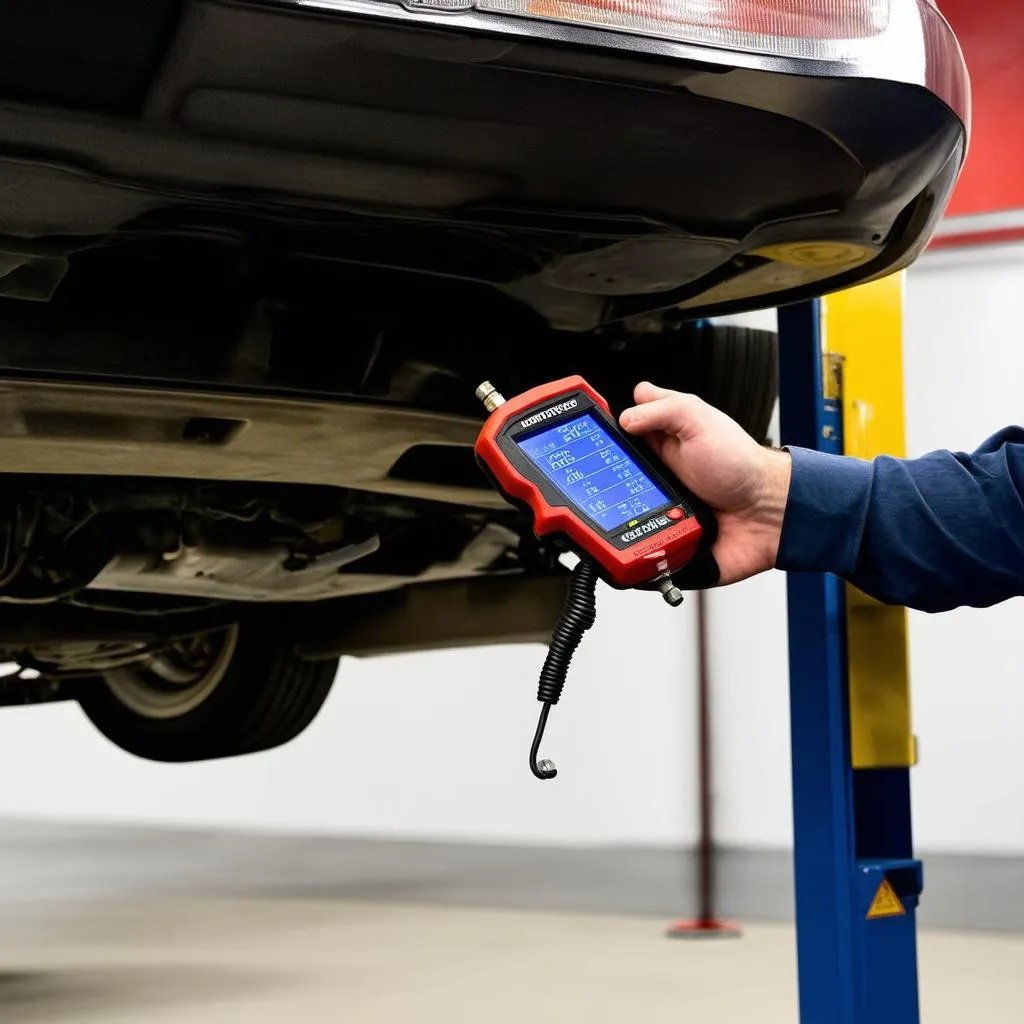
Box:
[78,623,337,762]
[690,323,779,443]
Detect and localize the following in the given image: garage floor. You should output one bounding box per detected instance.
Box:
[1,897,1022,1023]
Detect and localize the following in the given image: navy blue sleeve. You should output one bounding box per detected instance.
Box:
[776,428,1024,612]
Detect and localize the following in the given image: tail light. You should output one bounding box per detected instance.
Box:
[475,0,969,122]
[509,0,892,50]
[920,0,971,127]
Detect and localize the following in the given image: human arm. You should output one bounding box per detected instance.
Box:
[780,429,1024,611]
[619,382,1024,612]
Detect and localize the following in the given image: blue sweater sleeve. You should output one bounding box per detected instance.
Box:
[776,428,1024,612]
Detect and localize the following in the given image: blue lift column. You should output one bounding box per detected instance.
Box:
[778,287,923,1024]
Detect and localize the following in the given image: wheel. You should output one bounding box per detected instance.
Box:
[589,322,778,443]
[77,623,338,762]
[690,323,779,443]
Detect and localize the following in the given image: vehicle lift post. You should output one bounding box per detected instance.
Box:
[778,279,922,1024]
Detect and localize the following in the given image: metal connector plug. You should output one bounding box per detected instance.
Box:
[658,577,685,607]
[475,381,506,413]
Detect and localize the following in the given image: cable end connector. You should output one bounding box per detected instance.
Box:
[658,577,685,607]
[475,381,506,413]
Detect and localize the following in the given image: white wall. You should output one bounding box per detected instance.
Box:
[708,570,791,848]
[903,243,1024,855]
[2,249,1024,855]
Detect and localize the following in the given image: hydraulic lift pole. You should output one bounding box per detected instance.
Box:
[778,281,922,1024]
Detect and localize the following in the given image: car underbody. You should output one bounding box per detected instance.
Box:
[0,234,779,688]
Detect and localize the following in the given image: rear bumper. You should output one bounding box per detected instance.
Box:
[249,0,969,313]
[1,0,970,322]
[278,0,969,122]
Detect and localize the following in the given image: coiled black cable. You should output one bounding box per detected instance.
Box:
[530,559,599,780]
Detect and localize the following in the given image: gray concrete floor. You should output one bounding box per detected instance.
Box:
[0,821,1020,1021]
[0,897,1021,1023]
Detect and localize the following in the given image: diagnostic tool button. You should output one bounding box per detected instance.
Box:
[666,508,685,521]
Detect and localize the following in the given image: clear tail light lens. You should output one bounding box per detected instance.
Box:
[920,0,971,127]
[504,0,892,51]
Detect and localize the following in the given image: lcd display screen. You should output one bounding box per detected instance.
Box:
[516,413,671,531]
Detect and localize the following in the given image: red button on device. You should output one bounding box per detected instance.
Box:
[666,508,685,521]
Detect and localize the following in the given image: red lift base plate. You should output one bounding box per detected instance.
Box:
[665,919,743,940]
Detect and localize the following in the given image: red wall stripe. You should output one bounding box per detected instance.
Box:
[940,0,1024,216]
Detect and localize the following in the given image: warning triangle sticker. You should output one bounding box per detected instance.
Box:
[866,879,906,920]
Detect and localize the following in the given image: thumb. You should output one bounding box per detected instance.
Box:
[620,392,706,440]
[632,380,677,405]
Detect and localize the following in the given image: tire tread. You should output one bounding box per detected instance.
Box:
[78,625,338,763]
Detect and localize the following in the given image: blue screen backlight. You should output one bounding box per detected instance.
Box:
[516,412,671,532]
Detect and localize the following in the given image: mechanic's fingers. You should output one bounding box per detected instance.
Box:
[632,381,677,405]
[620,391,705,439]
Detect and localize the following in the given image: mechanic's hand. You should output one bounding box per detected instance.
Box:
[620,382,791,585]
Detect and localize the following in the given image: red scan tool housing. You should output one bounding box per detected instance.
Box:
[474,375,703,589]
